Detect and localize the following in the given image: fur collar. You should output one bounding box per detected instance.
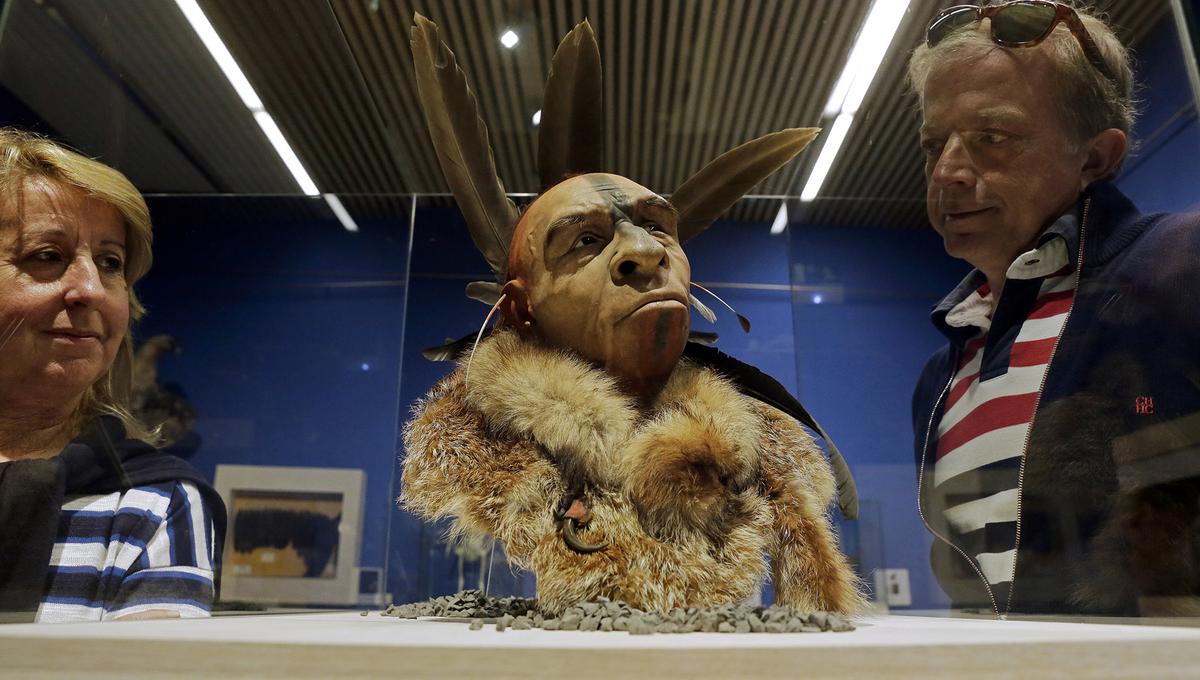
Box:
[460,330,762,497]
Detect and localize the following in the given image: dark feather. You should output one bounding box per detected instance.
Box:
[538,19,604,190]
[422,333,477,362]
[411,14,519,280]
[672,128,820,242]
[735,314,752,334]
[687,330,719,346]
[683,342,859,519]
[465,281,503,305]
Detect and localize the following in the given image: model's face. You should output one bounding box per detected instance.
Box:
[509,173,691,386]
[0,178,130,404]
[920,41,1088,276]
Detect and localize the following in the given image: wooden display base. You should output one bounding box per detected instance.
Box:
[3,611,1200,678]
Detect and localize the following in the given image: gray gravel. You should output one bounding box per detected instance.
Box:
[379,589,854,634]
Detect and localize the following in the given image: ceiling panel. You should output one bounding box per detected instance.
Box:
[1,0,1176,229]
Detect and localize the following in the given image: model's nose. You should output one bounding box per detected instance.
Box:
[611,224,667,284]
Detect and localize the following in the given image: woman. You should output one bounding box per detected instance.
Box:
[0,128,225,623]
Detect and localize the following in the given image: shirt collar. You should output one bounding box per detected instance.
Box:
[932,204,1081,339]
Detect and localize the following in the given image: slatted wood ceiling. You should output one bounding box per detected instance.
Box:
[11,0,1175,228]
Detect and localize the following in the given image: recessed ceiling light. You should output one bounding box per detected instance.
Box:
[500,30,519,48]
[531,109,542,126]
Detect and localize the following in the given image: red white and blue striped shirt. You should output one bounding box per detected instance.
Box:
[933,237,1077,606]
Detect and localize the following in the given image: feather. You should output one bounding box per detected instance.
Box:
[687,330,719,346]
[538,19,604,190]
[691,282,751,333]
[465,281,503,305]
[672,127,820,242]
[689,293,716,324]
[411,14,519,280]
[422,335,475,362]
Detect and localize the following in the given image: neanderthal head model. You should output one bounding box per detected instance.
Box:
[411,15,817,398]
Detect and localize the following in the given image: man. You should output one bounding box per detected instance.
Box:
[910,2,1200,617]
[398,15,864,615]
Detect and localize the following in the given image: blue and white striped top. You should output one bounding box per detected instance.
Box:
[36,480,216,623]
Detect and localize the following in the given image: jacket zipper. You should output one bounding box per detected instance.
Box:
[1003,197,1091,618]
[915,197,1092,620]
[916,350,1002,617]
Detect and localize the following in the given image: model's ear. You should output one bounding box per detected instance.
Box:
[500,279,535,329]
[1080,127,1128,188]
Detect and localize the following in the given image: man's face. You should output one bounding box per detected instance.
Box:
[509,173,691,387]
[0,178,130,403]
[920,40,1089,277]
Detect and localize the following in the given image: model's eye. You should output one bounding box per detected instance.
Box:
[573,233,601,249]
[980,131,1009,144]
[644,221,663,233]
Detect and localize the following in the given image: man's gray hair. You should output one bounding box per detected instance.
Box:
[908,4,1136,149]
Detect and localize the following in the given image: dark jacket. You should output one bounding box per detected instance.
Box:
[913,180,1200,617]
[0,416,227,621]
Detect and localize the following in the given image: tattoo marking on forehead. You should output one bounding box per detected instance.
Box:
[542,195,679,249]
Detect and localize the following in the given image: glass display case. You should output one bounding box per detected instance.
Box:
[1,0,1199,674]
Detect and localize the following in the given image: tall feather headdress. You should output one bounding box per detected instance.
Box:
[410,13,818,300]
[410,14,857,519]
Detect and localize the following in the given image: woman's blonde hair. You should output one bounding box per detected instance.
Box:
[0,127,156,443]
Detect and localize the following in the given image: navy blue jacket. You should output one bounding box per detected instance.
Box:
[913,181,1200,617]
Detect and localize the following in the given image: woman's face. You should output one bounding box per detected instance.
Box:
[0,178,129,404]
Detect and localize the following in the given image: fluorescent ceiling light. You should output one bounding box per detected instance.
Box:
[824,0,912,116]
[324,193,360,232]
[255,111,319,196]
[177,0,323,198]
[801,0,910,203]
[769,202,789,235]
[175,0,262,110]
[532,109,542,126]
[800,113,854,202]
[500,30,519,48]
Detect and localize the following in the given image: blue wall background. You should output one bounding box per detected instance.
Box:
[1116,13,1200,211]
[136,196,412,582]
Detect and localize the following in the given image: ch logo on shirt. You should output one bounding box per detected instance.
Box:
[1135,396,1155,414]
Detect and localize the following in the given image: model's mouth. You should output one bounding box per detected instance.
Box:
[622,295,688,320]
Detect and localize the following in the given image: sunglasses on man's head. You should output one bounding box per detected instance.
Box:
[926,1,1117,83]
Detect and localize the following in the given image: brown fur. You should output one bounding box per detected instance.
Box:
[401,330,865,614]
